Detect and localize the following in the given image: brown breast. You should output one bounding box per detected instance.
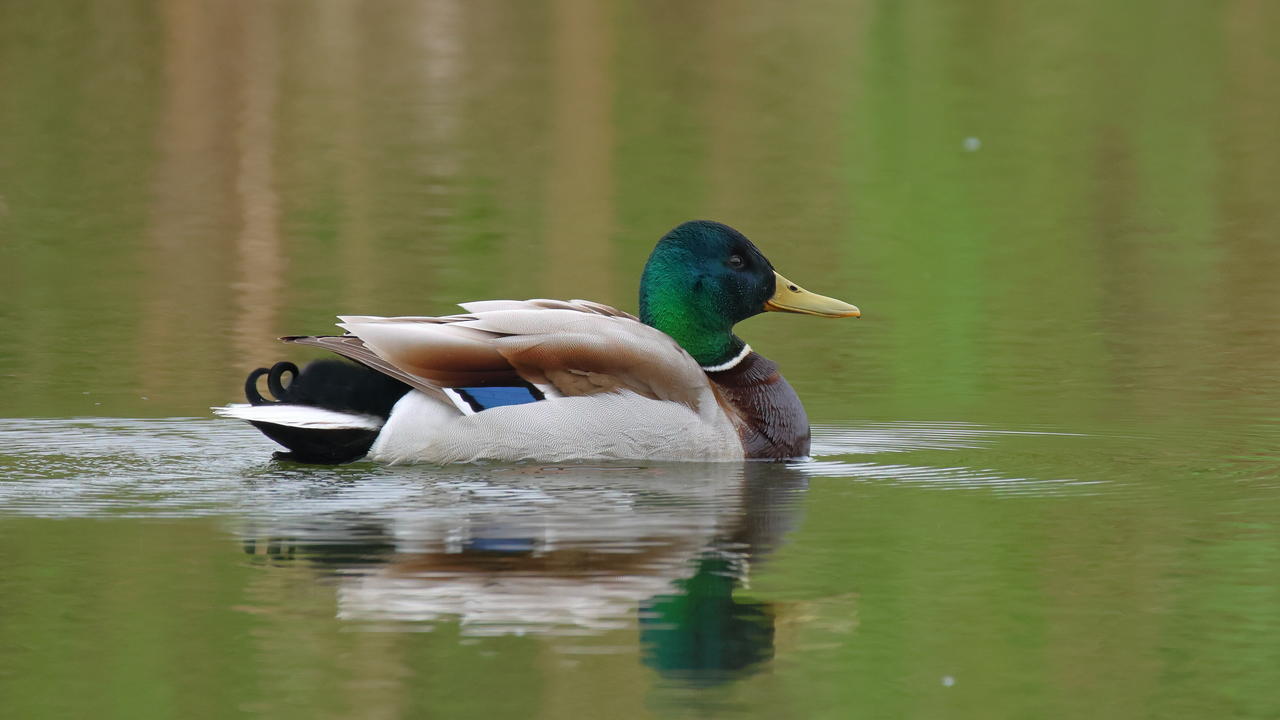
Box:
[705,352,810,460]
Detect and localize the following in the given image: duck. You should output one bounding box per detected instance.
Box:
[215,220,860,464]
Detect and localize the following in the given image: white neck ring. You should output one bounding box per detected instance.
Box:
[701,344,752,373]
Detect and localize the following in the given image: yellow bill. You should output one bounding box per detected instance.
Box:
[764,271,861,318]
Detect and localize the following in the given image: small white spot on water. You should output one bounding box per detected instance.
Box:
[963,137,981,152]
[942,675,956,687]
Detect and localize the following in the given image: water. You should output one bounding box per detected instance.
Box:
[3,1,1280,718]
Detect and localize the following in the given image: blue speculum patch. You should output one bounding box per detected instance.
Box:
[463,536,537,554]
[454,385,544,412]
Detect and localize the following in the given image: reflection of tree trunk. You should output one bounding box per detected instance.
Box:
[1219,0,1280,330]
[544,0,615,301]
[145,0,284,392]
[143,0,237,391]
[232,0,284,363]
[318,0,375,310]
[1201,0,1280,432]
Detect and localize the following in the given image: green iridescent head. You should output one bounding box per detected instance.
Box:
[639,221,860,367]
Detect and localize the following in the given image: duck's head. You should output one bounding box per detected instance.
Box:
[639,220,859,368]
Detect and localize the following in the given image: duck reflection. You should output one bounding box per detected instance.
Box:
[640,552,775,684]
[240,461,806,682]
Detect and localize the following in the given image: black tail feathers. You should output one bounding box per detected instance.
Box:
[245,359,412,464]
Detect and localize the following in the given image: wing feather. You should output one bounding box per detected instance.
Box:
[323,300,710,411]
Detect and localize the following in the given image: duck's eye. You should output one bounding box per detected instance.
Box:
[727,254,745,269]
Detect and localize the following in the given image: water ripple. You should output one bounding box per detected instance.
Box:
[804,422,1099,494]
[809,421,1086,455]
[0,416,1101,518]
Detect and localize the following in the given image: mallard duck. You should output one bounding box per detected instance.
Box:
[216,220,860,464]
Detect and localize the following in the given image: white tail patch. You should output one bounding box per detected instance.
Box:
[213,404,384,431]
[441,388,477,415]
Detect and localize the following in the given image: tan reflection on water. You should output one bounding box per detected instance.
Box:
[544,0,615,301]
[143,0,238,399]
[316,0,378,312]
[231,0,284,363]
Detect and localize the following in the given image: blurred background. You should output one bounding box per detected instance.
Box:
[2,1,1279,719]
[2,0,1276,428]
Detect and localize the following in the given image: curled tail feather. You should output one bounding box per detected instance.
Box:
[217,360,411,464]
